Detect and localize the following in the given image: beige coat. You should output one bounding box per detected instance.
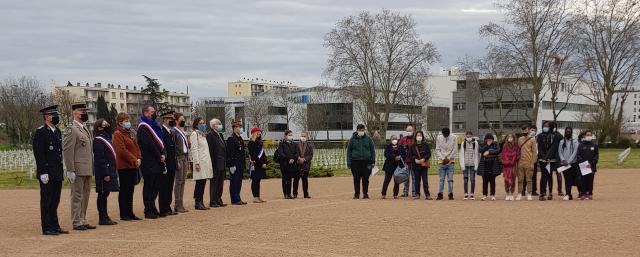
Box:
[189,131,213,180]
[63,120,94,176]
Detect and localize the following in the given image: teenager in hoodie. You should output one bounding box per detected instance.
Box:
[459,131,479,200]
[536,121,563,201]
[558,127,579,200]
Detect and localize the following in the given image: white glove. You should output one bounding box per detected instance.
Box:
[40,174,49,184]
[66,172,76,183]
[230,166,236,175]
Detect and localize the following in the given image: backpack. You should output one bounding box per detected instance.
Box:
[273,143,282,163]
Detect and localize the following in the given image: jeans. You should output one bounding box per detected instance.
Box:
[463,166,476,195]
[438,164,454,194]
[403,164,415,196]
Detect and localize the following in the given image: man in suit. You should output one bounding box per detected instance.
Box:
[294,130,314,198]
[137,105,166,219]
[207,118,227,208]
[226,120,247,205]
[63,103,96,231]
[33,105,69,236]
[159,111,178,216]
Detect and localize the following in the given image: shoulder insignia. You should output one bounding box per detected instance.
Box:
[64,127,73,136]
[37,125,44,130]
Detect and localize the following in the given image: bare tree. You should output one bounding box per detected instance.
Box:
[575,0,640,143]
[244,95,274,136]
[51,86,78,127]
[547,54,584,123]
[269,88,297,129]
[400,73,432,128]
[0,76,49,148]
[480,0,574,125]
[324,9,439,139]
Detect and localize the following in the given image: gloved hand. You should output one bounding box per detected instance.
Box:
[230,166,236,175]
[66,171,76,183]
[40,174,49,184]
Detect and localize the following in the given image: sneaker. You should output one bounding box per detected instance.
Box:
[527,194,533,201]
[490,196,496,201]
[586,194,593,200]
[448,193,454,200]
[481,196,487,201]
[436,193,443,200]
[425,195,433,200]
[505,195,510,201]
[463,194,468,200]
[470,195,475,201]
[515,194,522,201]
[563,195,570,201]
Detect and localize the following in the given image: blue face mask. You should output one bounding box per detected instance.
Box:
[123,121,132,129]
[543,127,550,133]
[216,124,224,132]
[197,124,206,131]
[240,128,245,134]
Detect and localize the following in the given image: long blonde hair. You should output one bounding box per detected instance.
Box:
[250,131,260,142]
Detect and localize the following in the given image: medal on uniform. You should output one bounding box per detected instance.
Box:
[49,145,53,150]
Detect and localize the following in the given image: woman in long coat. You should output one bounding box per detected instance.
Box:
[93,119,119,225]
[189,117,214,210]
[248,128,268,203]
[478,133,502,201]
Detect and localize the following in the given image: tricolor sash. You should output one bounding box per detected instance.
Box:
[139,122,165,149]
[96,136,116,158]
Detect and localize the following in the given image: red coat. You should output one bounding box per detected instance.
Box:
[501,143,520,167]
[112,127,142,170]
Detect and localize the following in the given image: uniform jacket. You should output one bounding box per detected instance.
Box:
[112,127,141,170]
[162,125,177,172]
[226,133,246,169]
[33,124,64,181]
[62,120,94,176]
[206,130,227,172]
[93,132,119,192]
[190,130,214,180]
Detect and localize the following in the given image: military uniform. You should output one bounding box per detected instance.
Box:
[62,103,95,230]
[33,105,67,235]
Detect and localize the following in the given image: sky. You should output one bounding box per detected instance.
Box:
[0,0,502,98]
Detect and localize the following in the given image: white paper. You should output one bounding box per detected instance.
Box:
[371,166,380,176]
[545,163,551,174]
[557,165,571,173]
[578,161,592,176]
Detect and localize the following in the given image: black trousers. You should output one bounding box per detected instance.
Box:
[142,173,162,214]
[351,160,371,196]
[580,173,595,195]
[118,169,137,219]
[159,168,176,213]
[413,165,430,197]
[562,164,579,197]
[210,169,225,205]
[251,178,262,198]
[293,170,308,196]
[381,172,399,197]
[539,161,556,196]
[40,180,62,233]
[281,164,296,197]
[194,179,208,203]
[482,173,496,196]
[97,191,110,221]
[530,162,538,194]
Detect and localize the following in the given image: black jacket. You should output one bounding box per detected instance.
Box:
[32,125,64,181]
[137,123,166,174]
[537,132,563,162]
[162,126,177,172]
[276,140,300,170]
[383,144,406,174]
[226,133,246,169]
[477,142,502,176]
[206,130,227,172]
[93,133,119,192]
[409,142,432,169]
[577,141,599,173]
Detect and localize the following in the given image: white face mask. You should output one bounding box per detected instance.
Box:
[300,136,307,142]
[416,136,423,142]
[286,135,293,141]
[391,139,398,145]
[529,131,536,137]
[357,131,365,137]
[584,136,594,142]
[466,137,472,141]
[507,138,514,143]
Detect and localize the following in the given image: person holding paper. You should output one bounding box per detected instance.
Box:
[347,124,376,199]
[558,127,579,200]
[382,135,405,199]
[248,128,268,203]
[410,131,432,200]
[501,133,520,201]
[577,130,599,200]
[478,133,502,201]
[536,121,563,201]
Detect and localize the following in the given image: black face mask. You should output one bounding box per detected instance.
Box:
[151,114,158,120]
[51,116,60,125]
[168,120,176,127]
[103,126,112,135]
[442,128,451,138]
[80,113,89,122]
[179,120,186,128]
[565,131,573,139]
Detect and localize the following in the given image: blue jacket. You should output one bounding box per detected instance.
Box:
[93,133,119,193]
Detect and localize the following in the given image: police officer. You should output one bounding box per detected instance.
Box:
[226,120,247,205]
[159,111,178,216]
[33,105,69,236]
[63,103,96,231]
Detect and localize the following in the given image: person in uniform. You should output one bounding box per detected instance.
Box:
[172,112,189,213]
[226,120,247,205]
[62,103,96,231]
[207,118,227,208]
[159,111,178,216]
[33,105,69,236]
[92,119,119,225]
[137,105,166,219]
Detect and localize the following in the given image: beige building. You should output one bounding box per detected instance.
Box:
[53,82,190,124]
[227,78,298,97]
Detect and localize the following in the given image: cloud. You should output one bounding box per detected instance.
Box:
[0,0,500,99]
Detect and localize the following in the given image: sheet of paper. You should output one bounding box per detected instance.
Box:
[371,166,380,176]
[557,165,571,173]
[546,163,551,174]
[578,161,592,176]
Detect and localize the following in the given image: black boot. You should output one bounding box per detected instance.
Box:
[195,201,210,210]
[448,193,454,200]
[436,193,443,200]
[353,193,360,199]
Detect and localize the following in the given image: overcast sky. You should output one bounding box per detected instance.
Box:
[0,0,501,98]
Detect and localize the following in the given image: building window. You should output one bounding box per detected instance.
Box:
[111,92,116,99]
[268,123,288,132]
[268,106,287,115]
[454,103,465,110]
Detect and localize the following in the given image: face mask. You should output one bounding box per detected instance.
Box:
[216,124,224,132]
[197,124,206,131]
[507,138,514,143]
[357,131,365,137]
[543,127,550,133]
[300,137,307,142]
[240,128,245,134]
[179,120,186,128]
[442,128,451,138]
[123,121,132,129]
[286,135,293,141]
[150,113,157,120]
[565,132,573,138]
[257,135,262,141]
[80,113,89,122]
[529,131,536,137]
[168,120,176,127]
[391,139,398,145]
[416,136,423,142]
[51,116,60,125]
[466,137,472,142]
[583,136,594,142]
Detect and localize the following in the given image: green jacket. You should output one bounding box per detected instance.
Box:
[347,132,375,167]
